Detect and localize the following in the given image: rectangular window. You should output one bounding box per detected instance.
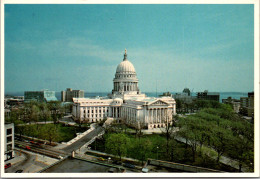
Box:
[7,128,12,135]
[7,144,12,151]
[7,136,12,143]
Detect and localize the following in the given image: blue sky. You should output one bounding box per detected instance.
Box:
[4,4,254,93]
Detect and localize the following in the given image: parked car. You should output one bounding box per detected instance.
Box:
[142,168,149,173]
[5,163,11,169]
[123,163,135,169]
[112,160,122,165]
[35,142,42,147]
[25,146,31,150]
[108,168,117,173]
[15,169,23,173]
[98,157,105,161]
[30,141,35,144]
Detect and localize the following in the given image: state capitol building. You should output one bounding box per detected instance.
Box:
[72,50,176,129]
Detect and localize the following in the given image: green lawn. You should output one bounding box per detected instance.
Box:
[15,123,89,143]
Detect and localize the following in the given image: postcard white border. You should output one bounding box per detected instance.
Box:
[1,0,259,178]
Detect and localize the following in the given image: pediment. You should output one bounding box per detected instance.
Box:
[149,100,169,106]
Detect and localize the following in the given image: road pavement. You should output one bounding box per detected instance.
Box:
[62,125,104,153]
[4,149,58,173]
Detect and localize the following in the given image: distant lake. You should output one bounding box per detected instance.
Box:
[5,91,249,103]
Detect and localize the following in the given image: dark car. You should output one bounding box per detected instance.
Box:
[4,163,11,169]
[112,160,122,165]
[15,170,23,173]
[123,163,135,169]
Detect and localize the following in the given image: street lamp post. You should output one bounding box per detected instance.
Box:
[157,146,159,160]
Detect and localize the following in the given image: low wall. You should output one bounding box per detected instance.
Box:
[62,123,95,145]
[85,150,142,169]
[148,158,224,173]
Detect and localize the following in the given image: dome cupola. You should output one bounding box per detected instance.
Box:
[116,49,136,74]
[112,49,140,95]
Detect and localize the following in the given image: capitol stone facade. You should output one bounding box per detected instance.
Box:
[72,50,176,129]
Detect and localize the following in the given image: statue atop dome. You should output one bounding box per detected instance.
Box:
[123,48,127,61]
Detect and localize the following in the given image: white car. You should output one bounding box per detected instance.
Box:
[142,168,149,173]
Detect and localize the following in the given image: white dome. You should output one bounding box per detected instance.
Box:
[116,60,136,73]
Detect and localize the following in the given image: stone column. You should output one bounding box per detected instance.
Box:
[93,107,95,122]
[160,108,162,123]
[113,107,115,118]
[151,109,154,124]
[155,109,157,123]
[148,109,151,124]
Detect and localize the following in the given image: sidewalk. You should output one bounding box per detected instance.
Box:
[59,123,96,148]
[4,149,59,173]
[4,150,26,166]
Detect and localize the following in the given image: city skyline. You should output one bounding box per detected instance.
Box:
[4,4,254,93]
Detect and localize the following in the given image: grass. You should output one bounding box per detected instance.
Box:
[15,123,90,143]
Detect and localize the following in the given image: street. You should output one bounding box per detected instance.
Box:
[62,125,104,153]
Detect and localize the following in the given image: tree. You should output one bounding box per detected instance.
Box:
[42,124,60,144]
[227,119,254,172]
[48,101,65,124]
[39,102,51,123]
[161,111,175,156]
[105,133,130,160]
[134,118,146,139]
[210,127,233,163]
[133,138,152,164]
[177,116,201,162]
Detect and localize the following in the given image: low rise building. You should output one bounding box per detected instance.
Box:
[61,88,84,102]
[197,90,220,102]
[173,88,193,104]
[24,90,58,102]
[4,123,15,161]
[222,97,241,113]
